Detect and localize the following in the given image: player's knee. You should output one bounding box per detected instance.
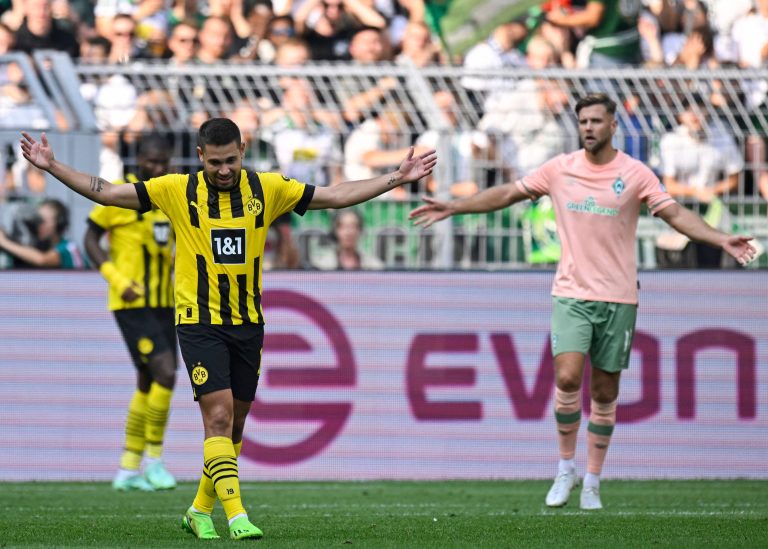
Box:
[555,374,581,393]
[203,405,234,435]
[147,352,176,389]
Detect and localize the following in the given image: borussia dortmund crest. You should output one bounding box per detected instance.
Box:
[613,177,625,197]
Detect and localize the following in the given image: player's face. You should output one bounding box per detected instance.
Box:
[577,104,616,154]
[138,151,171,180]
[198,141,245,191]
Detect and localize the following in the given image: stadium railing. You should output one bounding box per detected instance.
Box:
[10,56,768,269]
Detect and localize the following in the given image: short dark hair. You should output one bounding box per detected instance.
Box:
[86,35,111,50]
[197,118,241,150]
[138,133,171,157]
[574,93,617,116]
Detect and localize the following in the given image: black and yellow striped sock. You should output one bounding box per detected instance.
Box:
[145,383,173,459]
[119,390,147,471]
[193,439,244,514]
[203,437,246,520]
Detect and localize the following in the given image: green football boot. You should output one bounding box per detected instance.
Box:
[144,460,177,490]
[181,507,220,540]
[229,516,264,540]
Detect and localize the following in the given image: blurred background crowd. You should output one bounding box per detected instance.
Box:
[0,0,767,271]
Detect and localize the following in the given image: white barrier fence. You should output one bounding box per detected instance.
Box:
[1,271,766,481]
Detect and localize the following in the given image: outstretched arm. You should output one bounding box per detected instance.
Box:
[0,230,62,267]
[309,147,436,209]
[21,132,142,210]
[409,180,530,229]
[656,202,757,266]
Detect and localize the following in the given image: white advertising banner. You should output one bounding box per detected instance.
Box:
[1,271,766,481]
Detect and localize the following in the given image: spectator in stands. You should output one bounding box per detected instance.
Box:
[12,0,79,58]
[395,20,441,66]
[344,109,427,200]
[124,89,176,142]
[310,208,384,270]
[91,73,138,180]
[296,0,385,60]
[671,25,716,69]
[731,0,768,69]
[701,0,752,64]
[80,35,111,63]
[134,0,170,52]
[461,22,527,95]
[339,26,397,124]
[210,0,252,41]
[255,14,296,62]
[274,36,310,66]
[196,15,234,62]
[106,13,140,64]
[240,0,275,58]
[0,79,54,131]
[0,198,84,268]
[255,15,294,63]
[167,0,206,29]
[166,19,199,65]
[478,37,569,178]
[657,98,743,267]
[660,99,742,202]
[0,21,14,56]
[546,0,642,67]
[263,79,344,188]
[536,19,576,68]
[415,90,487,198]
[638,10,663,67]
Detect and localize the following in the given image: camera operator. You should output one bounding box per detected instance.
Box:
[0,198,84,268]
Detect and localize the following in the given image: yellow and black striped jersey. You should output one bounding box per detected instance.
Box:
[89,174,175,311]
[135,170,314,325]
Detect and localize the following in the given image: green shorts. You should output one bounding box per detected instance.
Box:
[550,296,637,373]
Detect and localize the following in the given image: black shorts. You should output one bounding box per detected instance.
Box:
[177,323,264,402]
[114,307,177,369]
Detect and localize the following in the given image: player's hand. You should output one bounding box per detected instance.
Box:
[121,281,145,302]
[20,132,55,171]
[409,195,453,229]
[723,235,757,266]
[397,147,437,184]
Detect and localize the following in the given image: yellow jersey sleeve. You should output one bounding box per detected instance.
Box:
[140,173,188,216]
[258,172,315,225]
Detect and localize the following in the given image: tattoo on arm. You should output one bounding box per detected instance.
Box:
[387,174,396,187]
[89,176,106,193]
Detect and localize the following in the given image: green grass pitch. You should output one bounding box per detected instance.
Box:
[1,480,767,548]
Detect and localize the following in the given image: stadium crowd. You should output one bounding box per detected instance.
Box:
[0,0,767,270]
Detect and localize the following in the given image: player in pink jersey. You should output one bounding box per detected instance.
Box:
[410,93,756,510]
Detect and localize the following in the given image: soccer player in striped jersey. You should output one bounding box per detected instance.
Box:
[84,134,178,492]
[21,119,436,540]
[410,93,756,510]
